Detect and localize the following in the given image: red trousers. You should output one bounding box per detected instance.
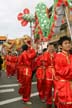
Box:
[17,69,23,83]
[56,103,72,108]
[45,80,53,104]
[10,69,16,76]
[17,69,19,81]
[6,65,16,77]
[19,75,32,102]
[37,79,46,100]
[6,66,11,77]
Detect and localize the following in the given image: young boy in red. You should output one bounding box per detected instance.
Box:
[18,44,36,104]
[54,36,72,108]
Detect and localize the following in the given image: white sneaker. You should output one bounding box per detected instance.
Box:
[25,101,32,105]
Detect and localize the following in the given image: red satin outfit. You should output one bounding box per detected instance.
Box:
[17,54,24,83]
[10,55,18,76]
[18,48,36,102]
[6,55,12,77]
[45,52,56,105]
[54,51,72,108]
[36,53,48,101]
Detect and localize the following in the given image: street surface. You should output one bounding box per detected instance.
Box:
[0,71,47,108]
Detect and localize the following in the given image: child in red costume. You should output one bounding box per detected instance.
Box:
[54,36,72,108]
[36,51,47,102]
[45,43,56,108]
[18,44,36,104]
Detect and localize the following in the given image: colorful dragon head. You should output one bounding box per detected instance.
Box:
[22,35,32,46]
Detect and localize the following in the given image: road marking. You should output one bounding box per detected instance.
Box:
[0,97,22,105]
[0,92,38,105]
[32,82,37,85]
[0,88,14,93]
[31,92,38,97]
[0,82,37,88]
[0,84,19,88]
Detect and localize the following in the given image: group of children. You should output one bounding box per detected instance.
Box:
[5,35,72,108]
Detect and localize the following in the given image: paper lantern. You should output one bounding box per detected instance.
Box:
[54,14,57,20]
[17,13,23,21]
[48,34,52,40]
[21,20,28,26]
[56,1,62,7]
[23,8,30,14]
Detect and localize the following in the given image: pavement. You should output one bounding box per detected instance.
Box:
[0,71,47,108]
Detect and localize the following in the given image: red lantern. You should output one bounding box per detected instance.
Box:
[48,34,52,40]
[21,20,28,26]
[54,14,57,20]
[23,8,30,14]
[56,0,62,7]
[17,13,23,21]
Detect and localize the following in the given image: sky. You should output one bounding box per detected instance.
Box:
[0,0,53,39]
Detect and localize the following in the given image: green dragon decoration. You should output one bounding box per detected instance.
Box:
[34,0,72,42]
[17,0,72,42]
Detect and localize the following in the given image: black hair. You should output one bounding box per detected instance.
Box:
[22,44,28,51]
[58,36,71,45]
[43,48,47,52]
[47,43,54,48]
[8,51,11,54]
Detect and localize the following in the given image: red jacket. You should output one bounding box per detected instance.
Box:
[36,52,49,79]
[6,55,12,67]
[45,52,56,79]
[54,51,72,103]
[18,48,36,77]
[11,55,18,70]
